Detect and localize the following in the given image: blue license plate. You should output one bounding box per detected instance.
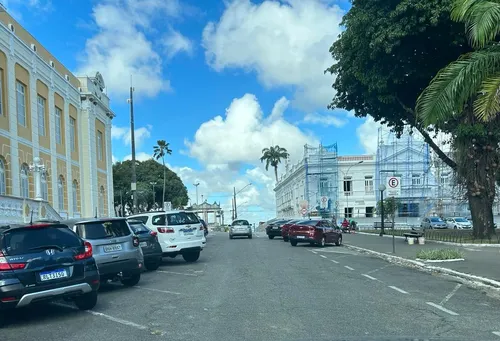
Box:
[40,269,68,281]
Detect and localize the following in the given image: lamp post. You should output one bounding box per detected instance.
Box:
[29,157,45,201]
[128,83,137,214]
[341,161,363,219]
[379,184,386,238]
[150,181,157,209]
[193,182,200,205]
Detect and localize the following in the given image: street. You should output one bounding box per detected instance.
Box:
[2,232,500,341]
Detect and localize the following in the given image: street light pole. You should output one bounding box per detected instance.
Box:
[128,82,137,214]
[379,184,386,238]
[193,182,200,205]
[342,161,363,219]
[150,181,157,209]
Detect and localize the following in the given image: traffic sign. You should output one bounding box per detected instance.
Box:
[301,208,307,215]
[299,200,308,209]
[386,177,401,197]
[320,196,328,209]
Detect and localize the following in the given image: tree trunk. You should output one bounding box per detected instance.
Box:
[274,166,278,182]
[162,157,166,208]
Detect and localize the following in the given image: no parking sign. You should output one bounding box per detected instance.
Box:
[386,177,401,197]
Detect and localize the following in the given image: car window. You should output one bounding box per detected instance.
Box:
[152,214,166,225]
[166,212,198,226]
[75,220,131,239]
[3,225,82,256]
[130,216,148,224]
[128,222,151,234]
[454,218,468,222]
[430,217,443,222]
[301,220,319,226]
[185,212,200,223]
[232,220,249,226]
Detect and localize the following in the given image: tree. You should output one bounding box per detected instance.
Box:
[326,0,473,170]
[153,140,172,208]
[415,0,500,238]
[260,145,289,181]
[376,197,399,235]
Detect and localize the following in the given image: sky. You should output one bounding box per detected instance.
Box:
[4,0,388,223]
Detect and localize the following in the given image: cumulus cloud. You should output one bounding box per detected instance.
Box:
[302,113,347,127]
[162,29,194,59]
[76,0,191,99]
[111,124,152,149]
[123,152,152,162]
[185,93,318,167]
[202,0,344,111]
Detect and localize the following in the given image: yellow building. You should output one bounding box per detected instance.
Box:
[0,8,115,223]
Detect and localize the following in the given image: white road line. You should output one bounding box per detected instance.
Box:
[388,286,409,294]
[135,286,183,295]
[362,274,377,281]
[311,251,318,254]
[344,266,354,271]
[52,303,149,330]
[319,255,327,259]
[426,302,459,316]
[330,259,339,264]
[366,264,392,274]
[440,284,462,305]
[157,270,197,277]
[492,331,500,337]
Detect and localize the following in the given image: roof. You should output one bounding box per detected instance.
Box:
[0,222,66,232]
[61,217,127,227]
[127,210,188,217]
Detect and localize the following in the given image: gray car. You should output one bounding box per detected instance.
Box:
[420,216,447,229]
[229,220,252,239]
[62,218,144,286]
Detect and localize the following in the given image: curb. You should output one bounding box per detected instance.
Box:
[357,231,500,247]
[344,243,500,290]
[415,258,465,263]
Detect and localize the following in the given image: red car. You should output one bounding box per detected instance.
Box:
[281,219,303,242]
[288,219,342,247]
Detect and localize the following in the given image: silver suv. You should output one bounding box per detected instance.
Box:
[229,220,252,239]
[63,218,144,286]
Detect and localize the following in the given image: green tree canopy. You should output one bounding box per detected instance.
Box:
[113,159,188,214]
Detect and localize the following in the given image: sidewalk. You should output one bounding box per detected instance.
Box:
[344,232,500,282]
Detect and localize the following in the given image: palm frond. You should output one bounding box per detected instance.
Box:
[416,46,500,125]
[473,74,500,120]
[453,0,500,48]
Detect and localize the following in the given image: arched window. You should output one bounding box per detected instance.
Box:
[41,171,48,200]
[58,175,65,211]
[20,164,29,198]
[99,186,105,216]
[0,158,5,195]
[72,180,78,213]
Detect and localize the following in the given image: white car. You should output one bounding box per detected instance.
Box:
[445,217,472,229]
[128,210,206,263]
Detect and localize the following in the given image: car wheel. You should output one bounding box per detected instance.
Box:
[0,310,7,328]
[229,234,233,239]
[318,236,326,247]
[183,251,200,263]
[283,237,289,242]
[268,235,275,240]
[248,234,253,239]
[145,258,161,271]
[121,273,141,287]
[290,239,298,246]
[335,236,342,246]
[74,291,98,310]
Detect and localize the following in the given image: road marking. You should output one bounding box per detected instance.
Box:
[52,303,149,330]
[492,331,500,337]
[388,286,409,294]
[157,270,197,277]
[330,259,339,264]
[319,255,327,259]
[426,302,459,316]
[311,251,318,254]
[440,284,462,305]
[366,264,392,274]
[362,274,377,281]
[344,266,354,271]
[135,286,183,295]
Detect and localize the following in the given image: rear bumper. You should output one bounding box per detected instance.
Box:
[159,239,204,254]
[266,229,281,237]
[97,258,142,278]
[162,246,202,258]
[230,230,252,236]
[290,236,316,244]
[142,245,163,262]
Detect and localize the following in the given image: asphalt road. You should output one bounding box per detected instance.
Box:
[2,232,500,341]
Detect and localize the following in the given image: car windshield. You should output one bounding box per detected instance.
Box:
[430,217,443,222]
[232,220,249,226]
[128,222,151,234]
[75,220,131,239]
[3,225,82,256]
[454,218,468,222]
[163,212,200,226]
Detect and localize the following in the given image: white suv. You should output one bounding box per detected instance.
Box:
[128,211,206,262]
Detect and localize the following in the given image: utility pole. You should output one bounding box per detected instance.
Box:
[233,187,237,220]
[231,198,235,221]
[128,80,137,214]
[193,182,200,205]
[150,181,157,209]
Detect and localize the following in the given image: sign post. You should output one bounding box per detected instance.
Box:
[301,208,307,216]
[320,196,328,209]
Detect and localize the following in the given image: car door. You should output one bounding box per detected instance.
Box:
[320,220,333,242]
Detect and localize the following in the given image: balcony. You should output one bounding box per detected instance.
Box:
[0,195,62,224]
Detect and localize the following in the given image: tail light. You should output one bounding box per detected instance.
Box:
[0,251,26,271]
[74,241,93,260]
[199,224,204,231]
[150,231,158,237]
[133,236,140,247]
[157,227,175,233]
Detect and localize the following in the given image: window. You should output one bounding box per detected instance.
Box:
[74,220,131,240]
[412,174,421,186]
[69,117,76,152]
[37,95,46,136]
[58,175,64,210]
[364,176,373,194]
[440,172,450,186]
[16,81,26,126]
[0,69,4,116]
[99,186,105,216]
[97,130,103,161]
[365,206,374,218]
[41,171,48,200]
[343,177,352,196]
[128,221,151,235]
[55,107,62,145]
[72,180,78,213]
[0,158,5,195]
[20,164,29,198]
[344,207,353,218]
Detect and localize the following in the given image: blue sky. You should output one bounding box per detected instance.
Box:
[6,0,381,222]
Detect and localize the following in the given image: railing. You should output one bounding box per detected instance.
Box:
[0,195,62,224]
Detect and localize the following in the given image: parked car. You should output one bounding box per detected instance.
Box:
[63,218,143,286]
[420,217,447,229]
[127,220,163,271]
[128,210,205,263]
[200,219,208,237]
[266,219,293,239]
[281,219,303,242]
[445,217,472,229]
[229,219,252,239]
[288,219,342,247]
[0,222,100,327]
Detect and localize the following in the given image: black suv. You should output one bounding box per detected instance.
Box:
[0,222,100,326]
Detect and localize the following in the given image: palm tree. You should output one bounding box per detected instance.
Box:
[260,145,289,181]
[153,140,172,208]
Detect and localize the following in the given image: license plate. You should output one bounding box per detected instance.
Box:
[104,244,122,253]
[40,269,68,281]
[297,236,305,239]
[139,241,148,247]
[272,227,278,230]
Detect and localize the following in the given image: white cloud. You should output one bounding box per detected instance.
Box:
[162,29,194,59]
[111,124,152,149]
[112,155,118,164]
[303,113,347,127]
[76,0,188,99]
[185,93,318,167]
[202,0,344,111]
[123,152,152,162]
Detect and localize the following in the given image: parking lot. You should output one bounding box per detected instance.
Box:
[3,232,500,341]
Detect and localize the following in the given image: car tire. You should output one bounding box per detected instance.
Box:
[145,259,161,271]
[74,291,98,310]
[290,239,298,246]
[121,273,141,287]
[335,236,342,246]
[183,251,200,263]
[0,310,6,328]
[229,234,233,239]
[248,234,252,239]
[283,237,289,242]
[268,235,275,240]
[318,236,326,247]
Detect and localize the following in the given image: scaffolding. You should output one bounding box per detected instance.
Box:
[304,143,339,218]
